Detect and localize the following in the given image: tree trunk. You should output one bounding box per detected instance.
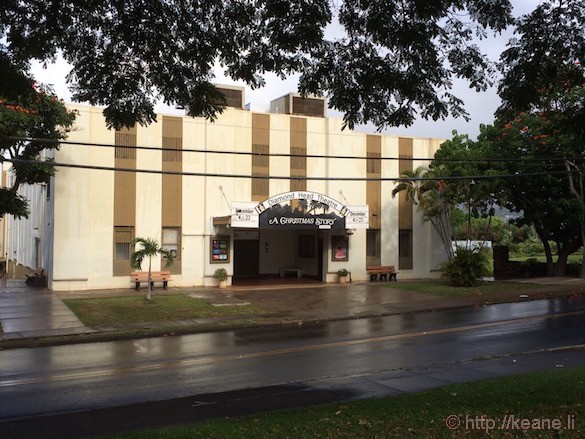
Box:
[541,238,556,276]
[552,248,570,277]
[146,257,153,301]
[581,224,585,279]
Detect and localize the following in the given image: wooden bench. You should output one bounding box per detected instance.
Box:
[367,265,397,282]
[131,271,172,290]
[280,268,302,278]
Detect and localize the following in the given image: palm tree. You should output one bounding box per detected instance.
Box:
[392,166,456,260]
[298,198,308,213]
[308,201,329,215]
[130,237,174,301]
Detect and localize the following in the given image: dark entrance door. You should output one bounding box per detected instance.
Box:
[233,240,259,279]
[318,238,323,280]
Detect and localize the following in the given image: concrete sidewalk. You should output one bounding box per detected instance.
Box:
[1,276,585,342]
[0,280,97,340]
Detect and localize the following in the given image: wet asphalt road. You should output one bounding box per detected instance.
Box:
[1,296,585,437]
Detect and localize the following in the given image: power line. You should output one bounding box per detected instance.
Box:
[4,158,573,182]
[8,136,581,164]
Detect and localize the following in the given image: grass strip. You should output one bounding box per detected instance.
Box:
[384,280,547,297]
[106,365,585,438]
[63,295,269,326]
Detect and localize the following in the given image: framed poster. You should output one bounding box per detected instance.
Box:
[210,236,230,263]
[332,236,349,261]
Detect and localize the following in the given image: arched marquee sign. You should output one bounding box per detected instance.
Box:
[231,191,368,230]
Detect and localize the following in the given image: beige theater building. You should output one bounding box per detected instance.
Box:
[5,87,447,291]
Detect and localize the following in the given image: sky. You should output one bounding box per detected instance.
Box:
[30,0,541,141]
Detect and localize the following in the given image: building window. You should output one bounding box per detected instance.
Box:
[114,227,134,261]
[162,136,182,162]
[114,132,137,159]
[46,177,51,200]
[252,144,270,168]
[399,229,413,270]
[367,152,381,174]
[290,178,306,192]
[162,227,181,260]
[366,229,380,258]
[290,146,306,170]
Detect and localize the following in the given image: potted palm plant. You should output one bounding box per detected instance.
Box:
[214,267,229,288]
[337,268,349,284]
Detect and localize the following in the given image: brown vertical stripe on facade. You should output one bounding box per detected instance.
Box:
[290,117,307,193]
[398,137,414,270]
[366,135,382,229]
[162,116,183,275]
[113,126,137,276]
[113,127,137,226]
[252,114,270,202]
[398,138,414,229]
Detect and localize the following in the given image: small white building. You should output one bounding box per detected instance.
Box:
[5,88,447,291]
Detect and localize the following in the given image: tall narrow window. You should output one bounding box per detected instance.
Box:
[366,229,381,266]
[162,227,181,261]
[399,229,413,270]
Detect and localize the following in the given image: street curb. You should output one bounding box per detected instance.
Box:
[1,289,583,351]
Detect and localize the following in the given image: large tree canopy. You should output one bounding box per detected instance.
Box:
[493,0,585,276]
[1,0,513,130]
[497,0,585,117]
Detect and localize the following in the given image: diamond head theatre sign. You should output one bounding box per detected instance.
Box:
[230,192,369,230]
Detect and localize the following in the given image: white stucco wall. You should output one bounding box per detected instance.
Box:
[33,103,447,291]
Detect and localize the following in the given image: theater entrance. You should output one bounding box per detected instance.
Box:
[232,229,324,286]
[223,191,368,286]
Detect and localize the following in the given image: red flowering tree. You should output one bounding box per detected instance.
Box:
[0,54,77,218]
[486,0,585,277]
[481,108,584,276]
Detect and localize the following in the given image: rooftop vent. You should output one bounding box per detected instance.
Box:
[270,93,326,118]
[215,84,245,109]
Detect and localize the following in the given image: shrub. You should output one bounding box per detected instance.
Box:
[566,261,582,277]
[440,247,490,287]
[213,268,228,281]
[337,268,349,277]
[520,257,540,277]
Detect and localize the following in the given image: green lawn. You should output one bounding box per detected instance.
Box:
[384,279,543,298]
[104,365,585,438]
[63,295,269,326]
